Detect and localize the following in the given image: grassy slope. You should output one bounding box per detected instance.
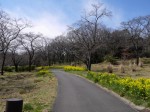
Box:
[0,72,57,112]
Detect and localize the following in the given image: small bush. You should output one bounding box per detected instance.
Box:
[36,70,50,77]
[120,64,125,73]
[43,66,50,69]
[36,66,48,71]
[129,62,132,68]
[107,64,113,73]
[18,65,36,72]
[3,65,39,72]
[36,67,43,71]
[131,64,136,72]
[18,66,25,72]
[138,62,143,67]
[129,61,137,72]
[4,66,15,72]
[24,103,34,111]
[31,65,36,70]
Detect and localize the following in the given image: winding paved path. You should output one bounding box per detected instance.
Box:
[52,70,138,112]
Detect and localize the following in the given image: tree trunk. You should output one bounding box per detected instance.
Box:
[88,63,91,71]
[86,62,91,71]
[15,65,18,72]
[136,56,139,66]
[48,58,51,66]
[86,53,92,71]
[136,51,139,66]
[28,58,32,72]
[1,53,6,75]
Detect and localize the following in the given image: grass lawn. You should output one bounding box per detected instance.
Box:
[0,71,57,112]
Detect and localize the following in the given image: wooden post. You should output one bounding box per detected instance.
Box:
[5,98,23,112]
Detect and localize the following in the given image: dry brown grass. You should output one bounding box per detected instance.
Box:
[91,59,150,78]
[107,64,113,73]
[0,72,57,112]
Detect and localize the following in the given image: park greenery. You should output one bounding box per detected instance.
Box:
[0,3,150,74]
[0,1,150,111]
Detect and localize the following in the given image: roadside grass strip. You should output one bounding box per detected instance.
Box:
[86,72,150,108]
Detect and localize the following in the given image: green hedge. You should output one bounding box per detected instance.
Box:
[3,66,15,72]
[4,65,36,72]
[18,65,36,72]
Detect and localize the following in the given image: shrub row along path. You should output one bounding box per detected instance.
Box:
[52,70,138,112]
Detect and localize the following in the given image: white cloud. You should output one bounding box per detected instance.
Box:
[27,13,68,38]
[4,8,68,38]
[3,0,124,38]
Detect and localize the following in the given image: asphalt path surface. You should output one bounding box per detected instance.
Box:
[52,70,138,112]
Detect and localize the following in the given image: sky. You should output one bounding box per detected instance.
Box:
[0,0,150,38]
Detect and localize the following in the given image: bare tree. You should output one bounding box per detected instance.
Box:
[19,33,40,72]
[68,3,111,70]
[0,10,28,75]
[34,36,51,66]
[51,36,69,64]
[144,15,150,37]
[103,29,129,58]
[9,41,23,72]
[121,16,150,65]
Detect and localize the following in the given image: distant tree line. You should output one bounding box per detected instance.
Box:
[0,3,150,75]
